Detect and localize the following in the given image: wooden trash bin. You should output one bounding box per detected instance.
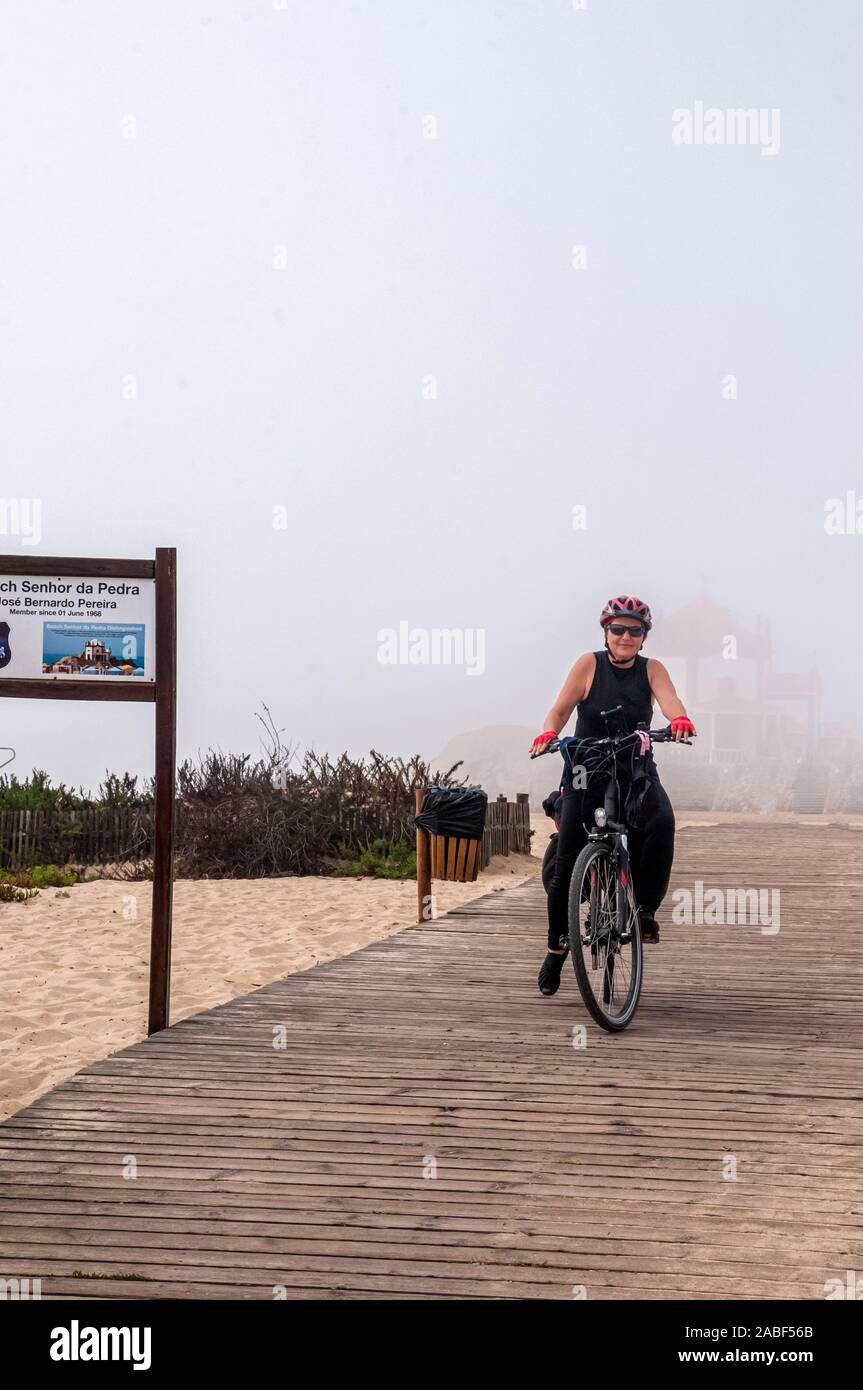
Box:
[414,786,488,920]
[429,830,481,883]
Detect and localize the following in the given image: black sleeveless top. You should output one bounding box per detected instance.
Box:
[574,651,653,738]
[565,651,659,809]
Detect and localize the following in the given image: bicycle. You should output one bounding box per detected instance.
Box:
[532,706,691,1032]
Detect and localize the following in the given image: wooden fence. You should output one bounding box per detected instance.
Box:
[0,793,533,875]
[0,807,152,872]
[480,793,531,869]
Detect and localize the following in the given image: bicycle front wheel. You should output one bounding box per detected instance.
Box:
[567,839,643,1032]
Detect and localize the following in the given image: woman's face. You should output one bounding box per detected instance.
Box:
[605,619,646,663]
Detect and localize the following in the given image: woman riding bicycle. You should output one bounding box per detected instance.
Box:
[529,595,695,996]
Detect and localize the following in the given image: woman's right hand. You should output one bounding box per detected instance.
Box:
[529,730,557,758]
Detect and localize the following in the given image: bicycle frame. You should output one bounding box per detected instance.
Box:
[542,706,670,940]
[588,779,632,944]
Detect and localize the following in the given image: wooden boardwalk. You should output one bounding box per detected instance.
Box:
[0,824,861,1300]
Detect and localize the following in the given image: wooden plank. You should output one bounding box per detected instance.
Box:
[464,838,479,882]
[454,837,468,881]
[445,836,457,879]
[0,554,155,578]
[0,679,155,702]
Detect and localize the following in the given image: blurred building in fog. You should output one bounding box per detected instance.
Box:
[659,597,820,764]
[656,597,863,812]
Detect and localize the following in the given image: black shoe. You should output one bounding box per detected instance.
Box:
[639,911,660,944]
[538,948,568,995]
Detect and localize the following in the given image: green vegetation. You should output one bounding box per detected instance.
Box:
[332,838,417,879]
[0,864,78,891]
[0,768,150,811]
[96,771,151,807]
[28,864,78,888]
[0,882,38,903]
[0,769,83,811]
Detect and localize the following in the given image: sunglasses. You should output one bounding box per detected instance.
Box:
[607,623,645,638]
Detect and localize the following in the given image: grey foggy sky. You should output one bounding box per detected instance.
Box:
[1,0,860,790]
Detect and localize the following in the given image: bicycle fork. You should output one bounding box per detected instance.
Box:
[586,828,634,948]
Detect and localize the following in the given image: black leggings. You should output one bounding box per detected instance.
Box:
[545,779,676,950]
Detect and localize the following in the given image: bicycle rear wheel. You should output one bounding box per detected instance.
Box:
[567,839,643,1032]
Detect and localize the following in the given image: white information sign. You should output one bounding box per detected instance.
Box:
[0,575,156,682]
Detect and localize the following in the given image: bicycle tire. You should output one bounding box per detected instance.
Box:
[567,839,643,1032]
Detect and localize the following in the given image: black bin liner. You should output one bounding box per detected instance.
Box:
[414,786,488,840]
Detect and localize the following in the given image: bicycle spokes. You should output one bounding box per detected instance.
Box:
[571,846,643,1030]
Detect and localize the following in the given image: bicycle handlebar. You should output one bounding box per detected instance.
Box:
[530,725,693,759]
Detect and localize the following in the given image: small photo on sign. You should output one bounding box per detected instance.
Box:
[41,621,146,677]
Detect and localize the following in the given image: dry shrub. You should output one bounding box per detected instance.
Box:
[172,707,466,878]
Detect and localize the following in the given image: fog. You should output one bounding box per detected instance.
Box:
[1,0,860,794]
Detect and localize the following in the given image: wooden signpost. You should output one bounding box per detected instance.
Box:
[415,788,432,923]
[0,549,177,1035]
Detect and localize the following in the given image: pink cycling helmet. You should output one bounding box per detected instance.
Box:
[599,595,653,630]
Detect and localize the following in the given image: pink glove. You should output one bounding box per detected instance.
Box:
[529,730,557,757]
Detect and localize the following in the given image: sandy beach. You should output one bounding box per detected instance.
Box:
[0,831,551,1123]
